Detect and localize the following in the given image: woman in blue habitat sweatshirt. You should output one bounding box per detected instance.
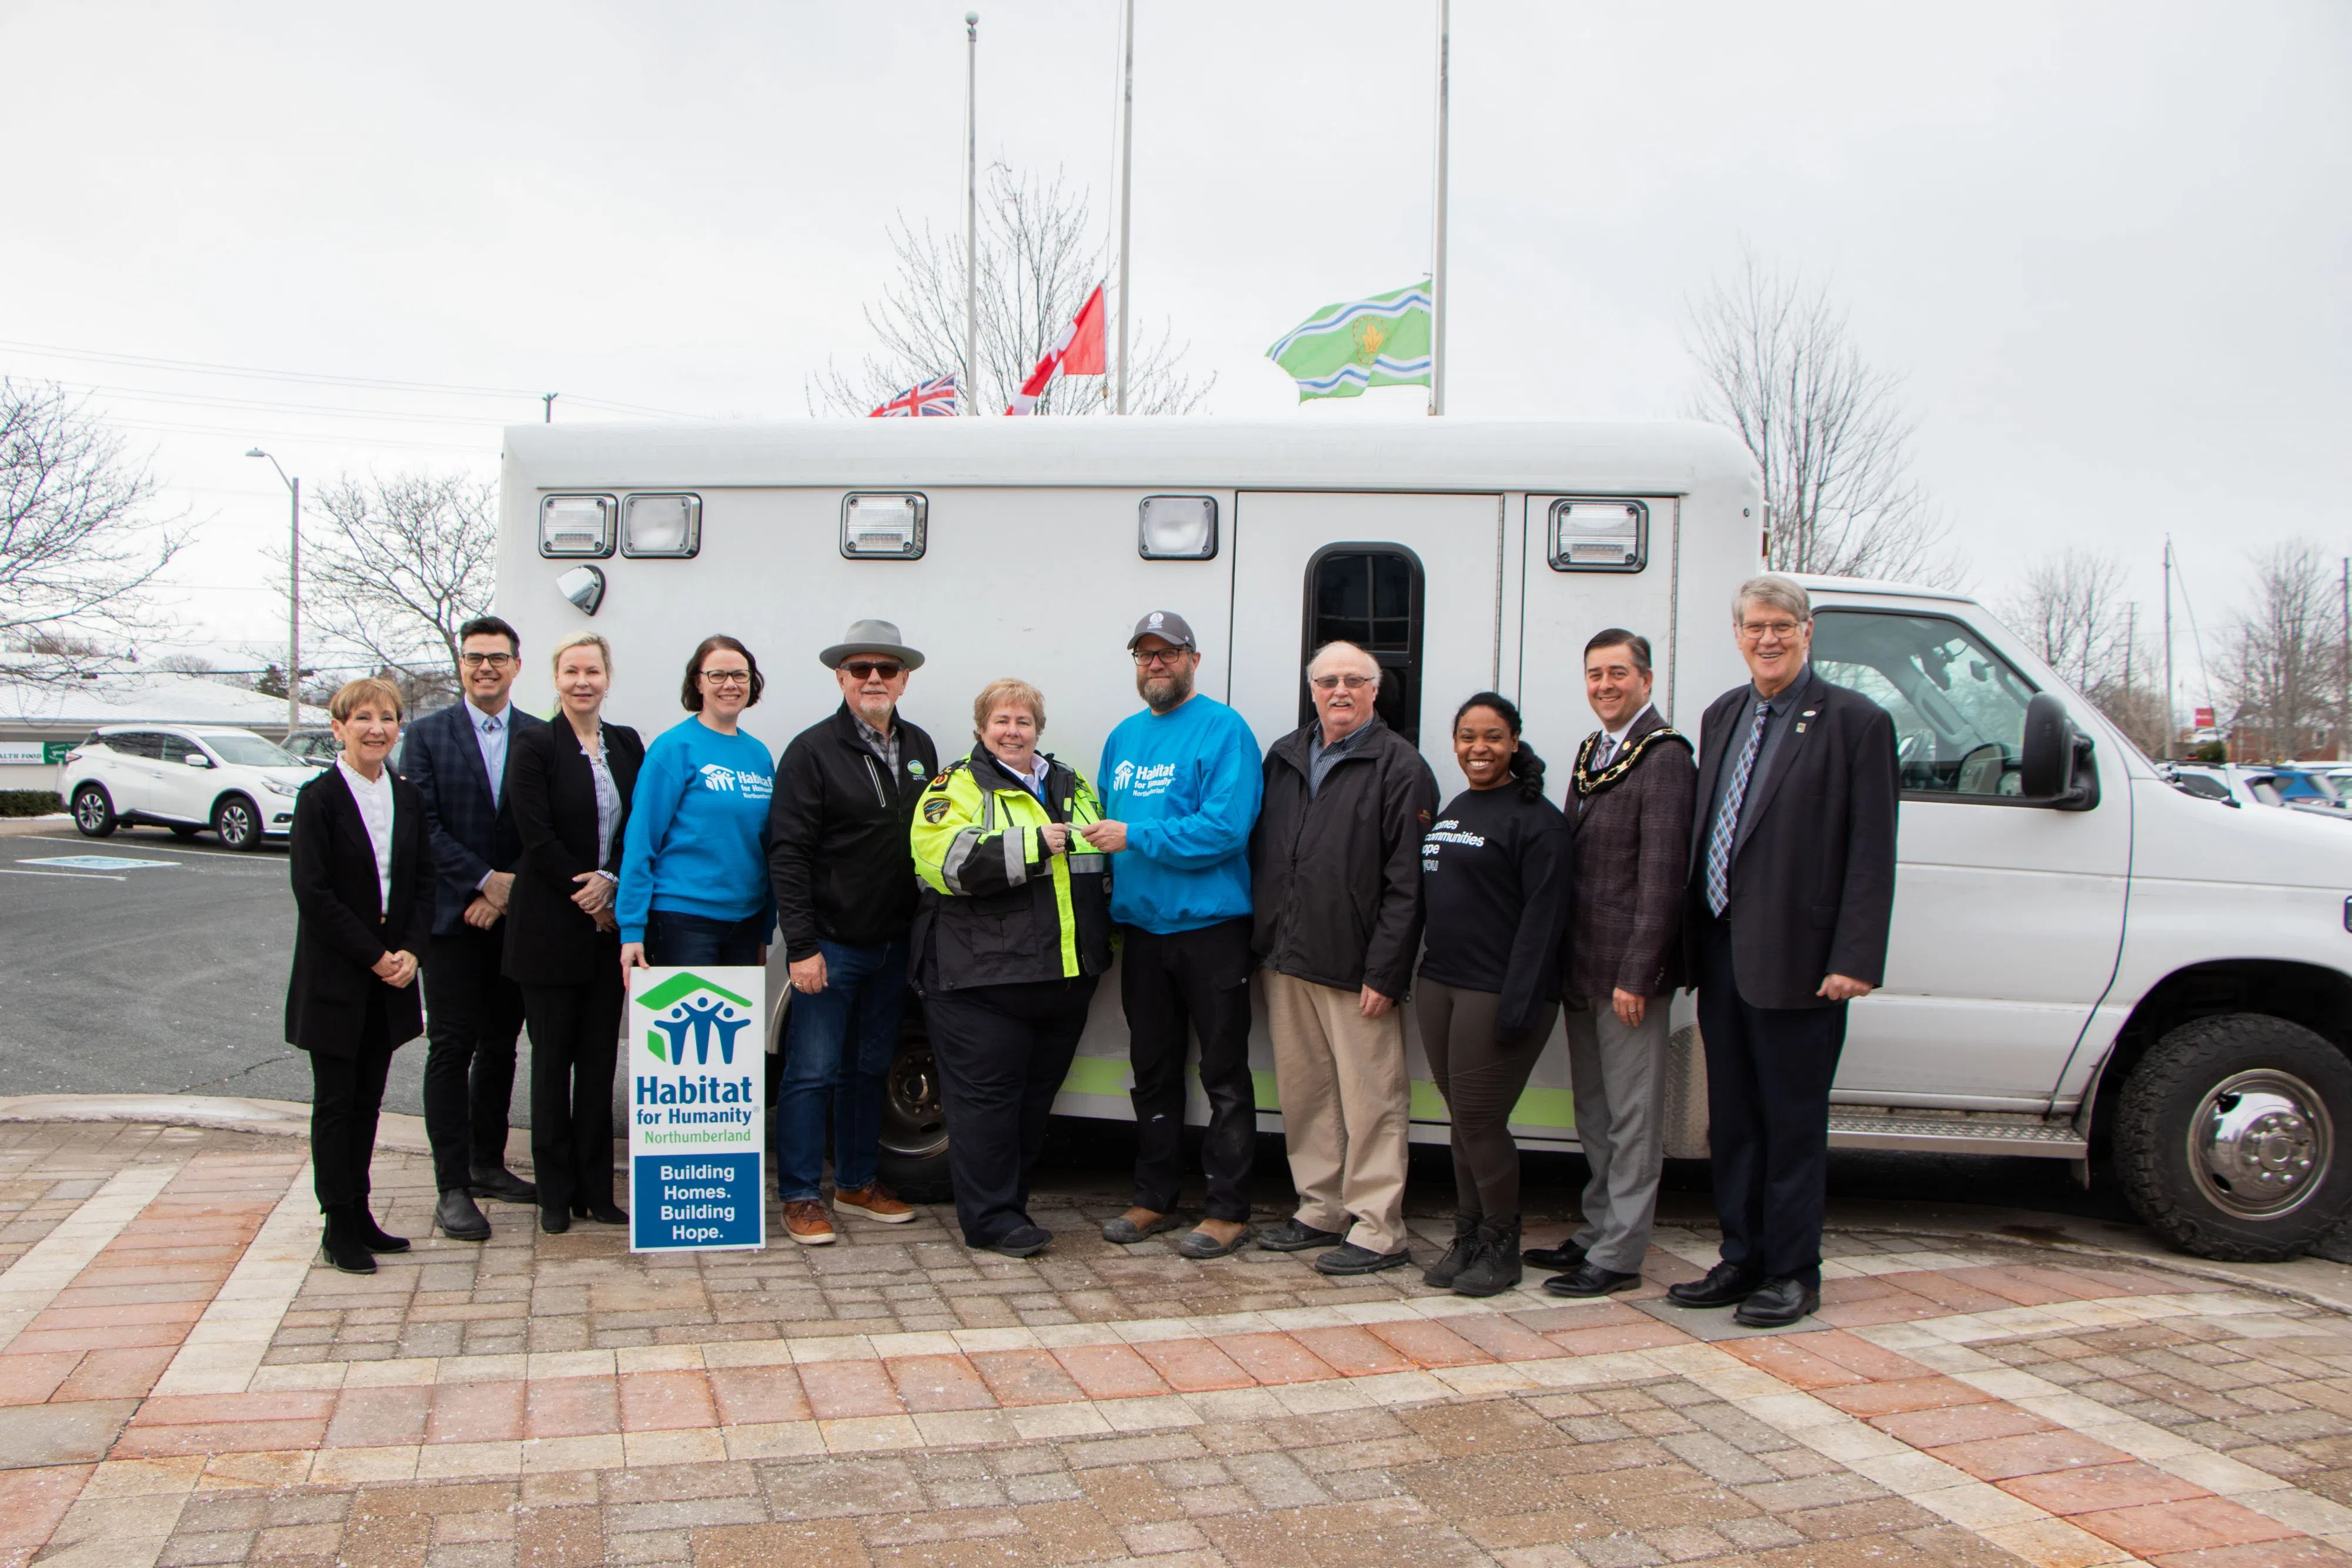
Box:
[618,635,778,970]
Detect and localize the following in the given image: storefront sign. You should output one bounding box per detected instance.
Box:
[626,966,766,1252]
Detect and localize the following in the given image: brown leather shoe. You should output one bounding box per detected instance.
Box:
[783,1198,836,1246]
[833,1182,914,1223]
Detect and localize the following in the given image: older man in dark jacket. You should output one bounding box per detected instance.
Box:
[1530,628,1695,1299]
[1670,574,1899,1329]
[1250,640,1439,1275]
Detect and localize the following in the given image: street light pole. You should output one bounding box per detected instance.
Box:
[248,449,300,734]
[1114,0,1134,415]
[964,11,980,415]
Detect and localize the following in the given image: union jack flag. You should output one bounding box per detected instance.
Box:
[870,373,959,417]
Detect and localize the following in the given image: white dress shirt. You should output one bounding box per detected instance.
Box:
[582,729,622,880]
[337,757,395,914]
[1593,703,1657,771]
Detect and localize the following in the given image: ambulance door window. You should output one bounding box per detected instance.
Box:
[1300,546,1424,744]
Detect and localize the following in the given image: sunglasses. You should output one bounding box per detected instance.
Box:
[842,660,904,680]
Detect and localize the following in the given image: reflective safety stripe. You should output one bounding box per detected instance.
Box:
[1068,852,1106,874]
[940,828,985,895]
[980,790,995,833]
[1002,825,1028,887]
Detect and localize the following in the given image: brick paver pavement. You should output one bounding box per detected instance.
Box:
[7,1118,2352,1567]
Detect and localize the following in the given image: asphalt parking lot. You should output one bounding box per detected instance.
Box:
[0,818,2169,1245]
[0,823,430,1114]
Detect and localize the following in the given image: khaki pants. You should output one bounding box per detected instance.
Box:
[1264,969,1410,1255]
[1564,996,1670,1273]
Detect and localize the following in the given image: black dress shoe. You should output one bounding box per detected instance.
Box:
[983,1224,1053,1258]
[1733,1277,1821,1328]
[1543,1263,1642,1299]
[576,1201,627,1226]
[540,1205,571,1235]
[469,1166,538,1204]
[436,1189,492,1241]
[1522,1240,1588,1271]
[356,1209,410,1254]
[1314,1242,1414,1276]
[1255,1218,1345,1252]
[1665,1261,1763,1309]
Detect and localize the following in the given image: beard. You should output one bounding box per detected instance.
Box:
[1138,667,1194,712]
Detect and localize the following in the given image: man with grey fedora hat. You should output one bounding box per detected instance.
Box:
[766,618,940,1245]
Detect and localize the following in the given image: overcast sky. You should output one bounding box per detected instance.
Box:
[3,1,2345,706]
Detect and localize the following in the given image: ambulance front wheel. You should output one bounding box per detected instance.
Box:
[877,1012,952,1202]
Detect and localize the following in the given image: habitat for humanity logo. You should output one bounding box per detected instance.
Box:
[640,972,754,1066]
[696,763,773,800]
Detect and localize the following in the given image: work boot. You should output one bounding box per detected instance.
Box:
[1452,1216,1522,1298]
[469,1166,538,1204]
[435,1189,491,1242]
[1422,1212,1481,1289]
[320,1206,376,1275]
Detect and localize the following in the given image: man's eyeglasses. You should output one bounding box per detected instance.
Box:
[842,660,903,680]
[1738,620,1804,643]
[1310,673,1375,691]
[1132,648,1191,668]
[700,668,753,687]
[459,652,516,670]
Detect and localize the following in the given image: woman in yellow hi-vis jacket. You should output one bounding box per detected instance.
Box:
[910,677,1113,1257]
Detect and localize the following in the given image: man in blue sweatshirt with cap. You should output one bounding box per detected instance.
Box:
[1081,610,1264,1261]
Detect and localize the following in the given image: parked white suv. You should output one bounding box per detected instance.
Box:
[58,725,310,850]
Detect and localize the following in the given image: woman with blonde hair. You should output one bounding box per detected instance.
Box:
[506,632,644,1232]
[908,678,1112,1256]
[285,677,435,1274]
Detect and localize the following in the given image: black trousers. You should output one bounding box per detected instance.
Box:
[1415,977,1556,1223]
[1120,918,1256,1222]
[926,977,1098,1246]
[309,991,395,1213]
[522,964,624,1212]
[1693,913,1847,1289]
[423,925,526,1193]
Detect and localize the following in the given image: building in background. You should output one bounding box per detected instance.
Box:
[0,670,327,794]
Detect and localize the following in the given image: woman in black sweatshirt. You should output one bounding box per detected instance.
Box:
[1416,692,1572,1296]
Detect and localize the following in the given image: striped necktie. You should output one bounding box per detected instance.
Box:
[1704,701,1770,917]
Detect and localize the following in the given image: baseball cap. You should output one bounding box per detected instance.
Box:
[1126,610,1198,651]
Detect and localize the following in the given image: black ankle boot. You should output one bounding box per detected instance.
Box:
[1422,1212,1482,1288]
[320,1206,376,1275]
[356,1208,409,1253]
[1453,1216,1522,1298]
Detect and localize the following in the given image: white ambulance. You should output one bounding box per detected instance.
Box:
[497,417,2352,1262]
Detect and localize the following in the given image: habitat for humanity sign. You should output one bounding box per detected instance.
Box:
[626,967,766,1252]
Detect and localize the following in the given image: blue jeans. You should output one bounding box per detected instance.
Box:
[775,938,910,1201]
[643,909,768,968]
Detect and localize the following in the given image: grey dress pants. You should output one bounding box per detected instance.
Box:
[1564,997,1671,1273]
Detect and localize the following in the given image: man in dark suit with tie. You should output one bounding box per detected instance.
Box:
[1667,575,1899,1327]
[406,616,546,1241]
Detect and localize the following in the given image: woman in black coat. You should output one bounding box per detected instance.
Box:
[505,633,644,1233]
[286,677,435,1275]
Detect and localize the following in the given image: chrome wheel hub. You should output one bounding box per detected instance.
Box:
[2190,1069,2331,1219]
[881,1042,947,1159]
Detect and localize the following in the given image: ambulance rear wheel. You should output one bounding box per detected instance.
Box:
[877,1017,951,1203]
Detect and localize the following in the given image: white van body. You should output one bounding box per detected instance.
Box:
[497,417,2352,1259]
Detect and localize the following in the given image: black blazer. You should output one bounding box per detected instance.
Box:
[503,720,644,986]
[404,700,546,937]
[284,766,435,1056]
[1685,667,1900,1010]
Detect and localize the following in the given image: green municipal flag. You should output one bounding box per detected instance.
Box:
[1265,281,1434,400]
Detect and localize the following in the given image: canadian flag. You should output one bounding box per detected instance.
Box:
[1005,284,1105,414]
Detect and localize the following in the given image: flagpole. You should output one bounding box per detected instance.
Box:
[1114,0,1135,415]
[964,11,980,415]
[1428,0,1450,416]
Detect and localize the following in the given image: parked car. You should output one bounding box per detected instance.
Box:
[57,725,311,849]
[2161,762,2242,806]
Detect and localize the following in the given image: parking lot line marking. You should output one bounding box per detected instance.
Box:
[19,856,183,871]
[0,866,128,881]
[12,835,275,859]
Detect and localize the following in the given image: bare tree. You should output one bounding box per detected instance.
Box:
[296,470,497,681]
[1684,248,1957,584]
[811,165,1212,417]
[2000,549,2130,692]
[0,379,185,678]
[2222,540,2344,763]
